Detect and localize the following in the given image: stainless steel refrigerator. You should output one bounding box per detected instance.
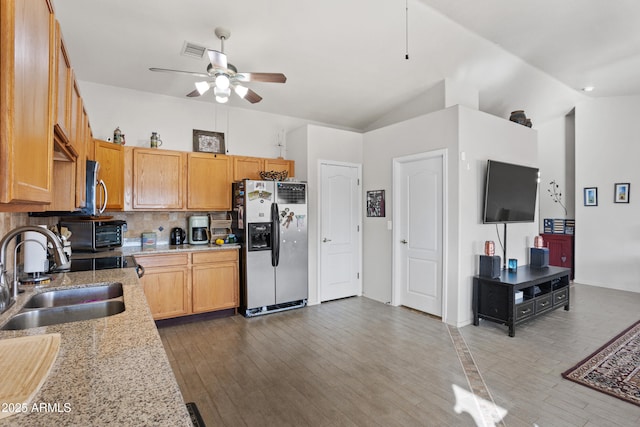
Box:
[233,180,308,317]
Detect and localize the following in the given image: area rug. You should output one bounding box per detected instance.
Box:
[186,402,206,427]
[562,320,640,407]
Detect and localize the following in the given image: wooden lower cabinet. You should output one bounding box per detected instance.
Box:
[192,250,239,313]
[136,253,190,320]
[136,249,238,320]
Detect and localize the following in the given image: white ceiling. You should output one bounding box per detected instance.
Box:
[52,0,640,131]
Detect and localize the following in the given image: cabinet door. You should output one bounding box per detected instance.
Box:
[140,266,191,320]
[187,153,232,210]
[264,158,295,178]
[192,261,238,312]
[133,148,185,209]
[233,156,263,181]
[0,0,54,206]
[95,140,124,210]
[54,20,71,141]
[192,250,239,313]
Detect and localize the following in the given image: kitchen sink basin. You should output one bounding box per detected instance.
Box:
[1,300,125,330]
[23,283,123,308]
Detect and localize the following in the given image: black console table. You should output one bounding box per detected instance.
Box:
[473,265,571,337]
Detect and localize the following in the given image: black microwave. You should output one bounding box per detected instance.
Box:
[59,219,126,252]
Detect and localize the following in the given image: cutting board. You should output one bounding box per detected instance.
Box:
[0,333,61,419]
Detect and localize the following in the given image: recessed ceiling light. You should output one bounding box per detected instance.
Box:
[582,86,595,92]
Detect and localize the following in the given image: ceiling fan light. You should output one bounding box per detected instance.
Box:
[195,81,210,95]
[215,74,230,90]
[215,95,229,103]
[233,84,249,98]
[214,87,231,97]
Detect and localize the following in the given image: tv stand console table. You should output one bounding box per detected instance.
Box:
[473,265,571,337]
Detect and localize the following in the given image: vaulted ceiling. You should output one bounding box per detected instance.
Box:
[52,0,640,131]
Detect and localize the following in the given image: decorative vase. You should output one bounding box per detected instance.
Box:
[509,110,527,125]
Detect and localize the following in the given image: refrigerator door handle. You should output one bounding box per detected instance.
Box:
[271,202,280,267]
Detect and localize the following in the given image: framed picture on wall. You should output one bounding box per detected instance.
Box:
[366,190,385,217]
[614,183,630,203]
[193,129,225,154]
[583,187,598,206]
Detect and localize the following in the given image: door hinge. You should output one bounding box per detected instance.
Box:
[357,272,360,279]
[357,225,360,232]
[357,179,360,185]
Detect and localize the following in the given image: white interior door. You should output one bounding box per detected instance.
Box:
[320,162,361,302]
[394,152,444,316]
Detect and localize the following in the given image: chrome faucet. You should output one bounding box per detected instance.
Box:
[0,226,71,313]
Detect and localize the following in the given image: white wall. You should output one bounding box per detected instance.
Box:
[575,96,640,293]
[362,107,460,321]
[362,105,538,327]
[79,81,324,158]
[537,113,576,225]
[287,125,364,305]
[457,107,539,326]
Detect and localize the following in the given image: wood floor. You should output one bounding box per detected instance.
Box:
[158,284,640,427]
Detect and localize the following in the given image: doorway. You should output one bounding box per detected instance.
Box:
[319,161,362,302]
[392,150,447,317]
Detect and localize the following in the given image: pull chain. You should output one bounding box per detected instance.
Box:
[405,0,409,60]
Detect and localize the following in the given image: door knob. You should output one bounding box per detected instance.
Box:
[401,239,408,244]
[323,238,332,242]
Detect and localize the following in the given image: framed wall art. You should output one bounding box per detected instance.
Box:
[614,183,630,203]
[366,190,385,217]
[583,187,598,206]
[193,129,225,154]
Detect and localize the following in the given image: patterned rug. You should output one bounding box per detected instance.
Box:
[562,320,640,407]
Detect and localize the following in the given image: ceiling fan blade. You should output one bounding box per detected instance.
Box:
[207,50,228,69]
[149,67,210,78]
[186,89,201,97]
[234,72,287,83]
[243,88,263,104]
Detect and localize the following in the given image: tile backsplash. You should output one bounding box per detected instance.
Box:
[3,210,229,250]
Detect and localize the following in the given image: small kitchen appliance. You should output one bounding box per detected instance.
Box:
[59,218,126,252]
[188,216,209,245]
[170,227,185,245]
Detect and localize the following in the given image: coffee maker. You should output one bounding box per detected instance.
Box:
[188,216,209,245]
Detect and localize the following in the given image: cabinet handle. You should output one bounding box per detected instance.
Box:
[540,301,549,307]
[520,308,532,315]
[401,239,408,244]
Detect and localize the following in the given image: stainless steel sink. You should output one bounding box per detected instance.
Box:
[23,283,123,308]
[0,283,126,330]
[1,300,125,330]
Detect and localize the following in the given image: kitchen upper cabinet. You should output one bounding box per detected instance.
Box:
[53,21,71,145]
[132,148,185,210]
[264,158,295,178]
[50,77,87,211]
[232,155,296,182]
[233,156,263,181]
[94,139,124,210]
[192,251,239,313]
[136,253,191,320]
[187,153,232,211]
[0,0,55,208]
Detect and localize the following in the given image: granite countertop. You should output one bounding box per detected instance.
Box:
[121,242,240,256]
[0,268,192,426]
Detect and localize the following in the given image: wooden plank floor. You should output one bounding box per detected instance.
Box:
[158,284,640,426]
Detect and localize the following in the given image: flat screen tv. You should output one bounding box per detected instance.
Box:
[483,160,539,223]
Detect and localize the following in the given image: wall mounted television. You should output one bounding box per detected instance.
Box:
[483,160,539,223]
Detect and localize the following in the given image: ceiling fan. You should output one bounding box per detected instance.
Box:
[149,27,286,104]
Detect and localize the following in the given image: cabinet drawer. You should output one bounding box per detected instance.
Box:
[515,301,535,321]
[535,294,553,313]
[135,253,189,268]
[552,287,569,306]
[192,250,238,264]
